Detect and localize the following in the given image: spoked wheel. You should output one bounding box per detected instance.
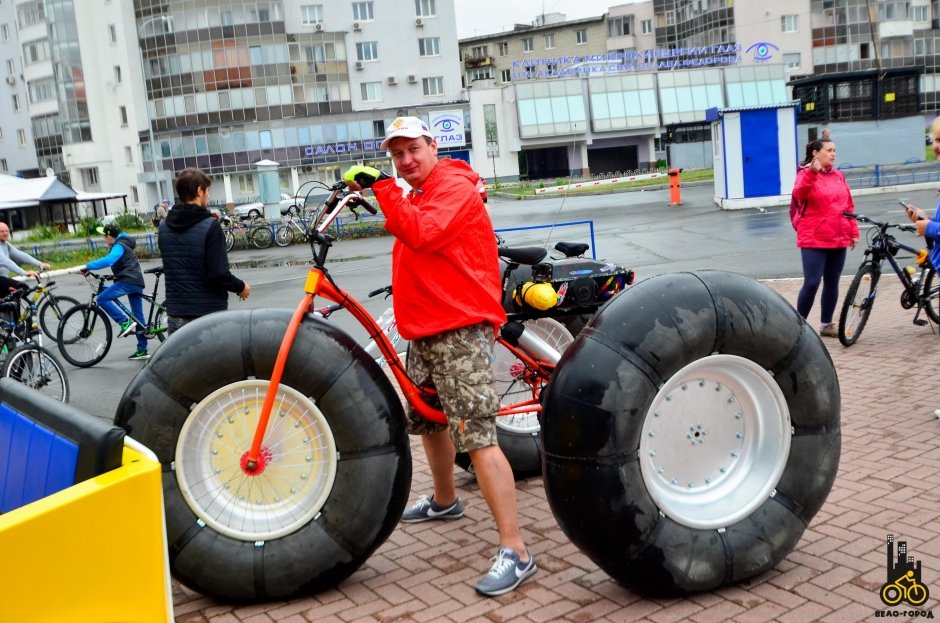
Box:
[114,309,411,601]
[922,268,940,324]
[542,271,840,595]
[250,225,274,249]
[38,294,80,340]
[56,304,113,368]
[224,229,235,252]
[3,344,70,403]
[838,263,878,346]
[175,380,338,541]
[455,317,573,478]
[275,225,295,247]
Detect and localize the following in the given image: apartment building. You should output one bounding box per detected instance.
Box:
[134,0,465,205]
[0,4,38,178]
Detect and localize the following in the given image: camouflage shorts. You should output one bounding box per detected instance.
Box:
[406,323,498,453]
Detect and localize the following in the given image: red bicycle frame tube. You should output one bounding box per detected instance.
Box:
[245,265,556,467]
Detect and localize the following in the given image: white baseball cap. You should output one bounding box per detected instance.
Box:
[380,116,433,149]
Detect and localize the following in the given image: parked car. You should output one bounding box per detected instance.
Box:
[232,193,300,220]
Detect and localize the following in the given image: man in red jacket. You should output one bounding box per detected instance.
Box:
[343,117,536,597]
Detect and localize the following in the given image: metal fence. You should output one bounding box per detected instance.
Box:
[837,160,940,188]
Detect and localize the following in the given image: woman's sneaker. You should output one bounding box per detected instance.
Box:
[400,494,464,523]
[475,546,537,596]
[819,323,838,338]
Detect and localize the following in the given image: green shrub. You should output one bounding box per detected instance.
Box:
[24,225,62,242]
[78,217,100,238]
[554,178,568,187]
[114,213,145,230]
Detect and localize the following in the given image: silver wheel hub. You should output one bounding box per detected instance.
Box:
[639,354,791,529]
[175,380,338,541]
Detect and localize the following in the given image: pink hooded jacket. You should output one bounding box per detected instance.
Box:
[790,165,859,249]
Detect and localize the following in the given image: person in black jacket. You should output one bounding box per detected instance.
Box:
[81,224,150,360]
[158,168,250,336]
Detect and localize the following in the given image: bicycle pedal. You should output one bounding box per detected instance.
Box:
[913,319,928,326]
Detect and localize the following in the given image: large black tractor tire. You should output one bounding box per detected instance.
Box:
[114,309,411,602]
[542,271,840,595]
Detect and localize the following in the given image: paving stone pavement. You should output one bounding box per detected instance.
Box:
[170,277,940,623]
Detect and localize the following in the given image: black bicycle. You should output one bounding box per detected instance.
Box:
[837,213,939,346]
[0,284,70,402]
[56,267,167,367]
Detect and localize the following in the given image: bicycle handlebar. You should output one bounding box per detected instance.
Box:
[844,212,917,233]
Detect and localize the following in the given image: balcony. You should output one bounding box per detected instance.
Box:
[464,55,494,68]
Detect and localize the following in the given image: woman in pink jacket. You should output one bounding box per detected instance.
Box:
[790,138,859,337]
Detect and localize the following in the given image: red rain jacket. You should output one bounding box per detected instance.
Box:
[790,165,859,249]
[371,159,507,340]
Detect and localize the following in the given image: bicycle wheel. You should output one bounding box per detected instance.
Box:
[250,224,273,249]
[3,344,70,403]
[114,309,410,601]
[38,294,80,340]
[56,304,113,368]
[224,229,235,252]
[274,224,294,247]
[838,263,878,346]
[922,268,940,324]
[147,299,168,343]
[455,317,573,478]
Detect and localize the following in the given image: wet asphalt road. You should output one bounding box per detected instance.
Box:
[45,182,937,420]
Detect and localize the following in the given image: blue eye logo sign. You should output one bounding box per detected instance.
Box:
[429,110,467,147]
[745,41,780,63]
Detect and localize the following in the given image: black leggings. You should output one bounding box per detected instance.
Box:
[797,248,847,324]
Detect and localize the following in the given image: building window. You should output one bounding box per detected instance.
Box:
[22,40,50,64]
[914,38,926,55]
[11,94,19,111]
[1,24,8,41]
[415,0,436,17]
[0,127,4,141]
[124,145,133,164]
[28,79,54,103]
[422,76,443,96]
[522,37,533,52]
[665,10,675,26]
[608,16,631,37]
[119,106,128,126]
[4,58,11,75]
[576,29,587,44]
[108,24,116,43]
[470,45,488,59]
[641,19,652,34]
[0,159,7,172]
[418,37,440,56]
[131,186,139,203]
[352,2,374,21]
[360,81,382,101]
[781,15,798,33]
[500,69,511,82]
[16,128,25,146]
[783,52,800,69]
[356,41,378,61]
[913,5,929,21]
[468,67,493,81]
[237,174,254,194]
[879,1,908,20]
[114,65,122,84]
[544,33,555,49]
[300,4,323,24]
[498,42,509,56]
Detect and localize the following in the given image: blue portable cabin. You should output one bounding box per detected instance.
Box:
[707,103,800,210]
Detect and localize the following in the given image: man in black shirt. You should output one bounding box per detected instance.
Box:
[158,168,250,335]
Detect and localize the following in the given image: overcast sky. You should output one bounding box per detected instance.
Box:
[454,0,619,39]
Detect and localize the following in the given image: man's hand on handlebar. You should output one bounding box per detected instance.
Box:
[342,165,390,191]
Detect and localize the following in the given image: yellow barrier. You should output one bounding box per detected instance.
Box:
[0,438,172,623]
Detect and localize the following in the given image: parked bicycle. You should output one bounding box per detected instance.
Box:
[56,267,167,367]
[0,284,69,402]
[222,215,274,251]
[273,208,316,247]
[838,212,939,346]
